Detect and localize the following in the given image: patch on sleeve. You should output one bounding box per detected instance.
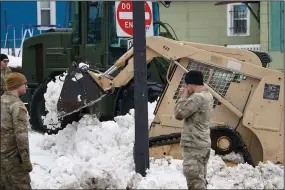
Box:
[18,104,28,121]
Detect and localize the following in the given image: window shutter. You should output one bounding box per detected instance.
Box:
[270,1,283,52]
[281,1,284,51]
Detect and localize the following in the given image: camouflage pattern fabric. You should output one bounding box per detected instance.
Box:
[1,67,12,96]
[174,89,213,190]
[1,91,32,189]
[174,89,213,149]
[182,147,210,190]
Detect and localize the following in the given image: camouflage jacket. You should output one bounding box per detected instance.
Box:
[1,67,12,95]
[1,91,31,166]
[174,89,214,149]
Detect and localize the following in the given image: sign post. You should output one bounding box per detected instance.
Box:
[133,1,149,177]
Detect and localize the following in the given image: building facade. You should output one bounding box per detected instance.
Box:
[158,2,260,45]
[159,1,284,70]
[0,1,71,49]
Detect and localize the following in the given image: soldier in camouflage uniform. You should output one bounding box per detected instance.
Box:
[1,72,32,189]
[174,70,214,190]
[1,54,12,96]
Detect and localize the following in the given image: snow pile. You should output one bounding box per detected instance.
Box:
[131,157,187,189]
[43,72,68,130]
[220,151,245,164]
[28,73,284,189]
[30,103,156,189]
[30,116,284,189]
[206,157,284,189]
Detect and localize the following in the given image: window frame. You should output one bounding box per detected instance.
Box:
[71,1,81,45]
[227,3,250,37]
[87,1,104,44]
[37,1,56,30]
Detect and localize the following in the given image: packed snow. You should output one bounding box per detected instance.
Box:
[25,73,285,189]
[43,72,68,130]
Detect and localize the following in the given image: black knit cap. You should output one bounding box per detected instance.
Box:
[185,70,204,85]
[0,54,9,61]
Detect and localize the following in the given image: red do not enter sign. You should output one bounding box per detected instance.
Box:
[116,1,153,36]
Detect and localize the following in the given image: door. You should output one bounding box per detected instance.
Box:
[84,1,106,69]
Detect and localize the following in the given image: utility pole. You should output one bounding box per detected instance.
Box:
[133,1,149,177]
[0,0,2,53]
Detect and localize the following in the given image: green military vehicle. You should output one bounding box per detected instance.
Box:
[21,1,176,134]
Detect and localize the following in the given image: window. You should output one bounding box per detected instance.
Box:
[71,1,81,44]
[109,2,119,45]
[87,1,103,44]
[227,3,250,36]
[37,1,56,30]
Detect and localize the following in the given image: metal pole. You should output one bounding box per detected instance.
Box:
[133,1,149,177]
[4,10,9,54]
[13,26,15,49]
[0,0,2,52]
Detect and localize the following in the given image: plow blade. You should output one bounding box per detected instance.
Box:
[57,65,106,118]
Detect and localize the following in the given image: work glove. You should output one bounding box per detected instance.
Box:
[22,160,33,172]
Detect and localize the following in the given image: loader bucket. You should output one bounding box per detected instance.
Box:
[57,63,106,118]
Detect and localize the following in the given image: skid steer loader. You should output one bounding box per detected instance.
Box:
[56,36,284,166]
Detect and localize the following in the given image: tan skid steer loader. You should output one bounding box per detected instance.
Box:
[57,36,284,166]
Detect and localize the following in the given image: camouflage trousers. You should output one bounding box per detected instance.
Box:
[1,158,31,190]
[182,147,210,190]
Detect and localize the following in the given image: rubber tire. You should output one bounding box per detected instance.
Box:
[29,77,82,135]
[210,126,241,155]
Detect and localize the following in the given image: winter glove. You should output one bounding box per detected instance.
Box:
[22,160,33,172]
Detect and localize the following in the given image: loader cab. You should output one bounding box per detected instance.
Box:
[70,1,129,71]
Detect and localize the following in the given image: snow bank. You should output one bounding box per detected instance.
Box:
[30,102,157,189]
[29,73,284,189]
[30,110,284,189]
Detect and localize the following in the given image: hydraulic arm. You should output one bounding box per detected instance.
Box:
[57,36,277,118]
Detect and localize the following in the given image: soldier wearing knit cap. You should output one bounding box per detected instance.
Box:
[174,70,214,190]
[1,53,12,95]
[1,72,32,189]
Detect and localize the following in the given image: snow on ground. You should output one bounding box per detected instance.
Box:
[26,73,284,189]
[1,48,22,68]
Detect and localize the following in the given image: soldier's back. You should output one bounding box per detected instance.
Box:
[181,90,214,149]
